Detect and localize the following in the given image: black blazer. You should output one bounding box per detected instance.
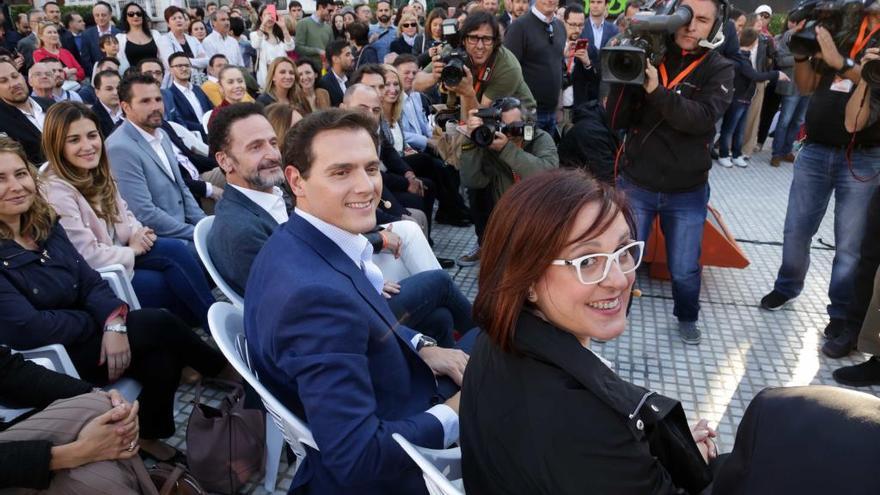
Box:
[59,28,85,70]
[91,101,120,138]
[714,385,880,495]
[0,97,53,164]
[318,71,345,107]
[460,311,710,495]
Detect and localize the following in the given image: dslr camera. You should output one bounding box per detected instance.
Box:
[788,0,867,58]
[600,4,695,85]
[471,106,535,148]
[438,18,469,87]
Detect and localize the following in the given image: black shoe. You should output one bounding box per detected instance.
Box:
[823,318,846,339]
[759,290,795,311]
[822,328,858,358]
[833,357,880,387]
[435,214,472,227]
[437,257,456,269]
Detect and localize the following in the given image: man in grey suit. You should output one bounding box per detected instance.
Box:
[17,8,44,70]
[107,73,205,242]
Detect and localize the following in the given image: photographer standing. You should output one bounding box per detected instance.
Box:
[458,97,558,265]
[413,11,535,119]
[760,12,880,343]
[610,0,734,344]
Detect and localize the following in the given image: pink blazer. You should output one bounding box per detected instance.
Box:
[44,172,143,276]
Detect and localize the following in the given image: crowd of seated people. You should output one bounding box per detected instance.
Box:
[1,0,880,494]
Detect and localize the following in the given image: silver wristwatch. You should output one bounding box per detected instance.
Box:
[104,323,128,334]
[416,335,437,351]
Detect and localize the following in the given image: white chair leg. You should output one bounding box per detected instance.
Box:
[263,414,284,491]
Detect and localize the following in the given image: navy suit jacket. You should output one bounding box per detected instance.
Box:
[59,29,85,70]
[91,102,119,138]
[208,185,280,297]
[318,71,345,107]
[245,213,444,495]
[163,84,213,137]
[81,26,120,77]
[581,19,618,68]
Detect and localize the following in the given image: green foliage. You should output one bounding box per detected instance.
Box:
[768,13,786,36]
[9,5,105,26]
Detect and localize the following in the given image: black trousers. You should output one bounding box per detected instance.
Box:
[848,186,880,341]
[468,187,496,246]
[65,308,227,439]
[758,84,782,146]
[404,152,469,219]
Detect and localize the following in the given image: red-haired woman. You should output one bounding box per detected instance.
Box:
[460,169,718,494]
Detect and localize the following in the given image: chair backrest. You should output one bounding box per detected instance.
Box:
[97,264,141,310]
[207,303,317,459]
[194,216,244,308]
[392,433,464,495]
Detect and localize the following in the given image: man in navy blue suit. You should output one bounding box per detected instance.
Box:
[81,2,119,79]
[245,108,469,495]
[581,0,619,99]
[163,51,213,140]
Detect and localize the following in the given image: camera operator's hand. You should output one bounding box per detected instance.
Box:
[450,65,476,98]
[814,26,845,71]
[643,60,659,94]
[861,47,880,65]
[428,45,442,58]
[488,131,509,152]
[465,108,483,133]
[430,54,445,84]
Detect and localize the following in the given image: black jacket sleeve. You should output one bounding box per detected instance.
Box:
[179,164,208,199]
[0,441,53,489]
[0,348,92,410]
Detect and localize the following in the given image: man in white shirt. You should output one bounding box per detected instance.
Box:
[164,51,213,138]
[201,10,244,67]
[91,69,124,137]
[107,73,205,242]
[42,58,83,103]
[28,62,55,100]
[0,58,51,164]
[244,108,472,494]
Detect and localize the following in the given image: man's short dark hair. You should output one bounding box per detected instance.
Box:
[347,21,370,46]
[326,39,350,63]
[283,108,379,179]
[94,1,113,13]
[392,53,419,67]
[460,10,502,50]
[167,51,188,67]
[316,0,333,8]
[43,1,60,10]
[289,0,303,8]
[209,54,228,67]
[62,12,79,29]
[99,33,117,47]
[94,69,120,88]
[118,73,160,104]
[376,0,392,8]
[208,102,265,158]
[194,6,205,18]
[97,56,120,67]
[136,58,163,72]
[564,4,584,19]
[739,27,758,47]
[230,16,246,37]
[351,63,385,85]
[207,1,218,7]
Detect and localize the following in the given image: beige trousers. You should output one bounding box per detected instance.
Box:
[0,393,157,495]
[742,81,767,155]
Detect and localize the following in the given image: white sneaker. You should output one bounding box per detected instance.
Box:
[717,157,733,168]
[732,156,748,168]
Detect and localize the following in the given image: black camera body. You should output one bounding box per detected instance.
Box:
[788,0,867,58]
[437,18,468,87]
[471,107,535,147]
[600,5,694,85]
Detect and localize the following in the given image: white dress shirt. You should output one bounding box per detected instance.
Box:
[202,31,244,66]
[230,184,288,224]
[173,80,205,118]
[101,102,124,124]
[332,69,347,93]
[294,207,460,447]
[591,17,605,47]
[19,98,46,132]
[132,124,175,179]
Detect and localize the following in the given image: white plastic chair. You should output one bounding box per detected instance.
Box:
[207,302,316,491]
[95,264,142,402]
[194,217,244,308]
[392,433,465,495]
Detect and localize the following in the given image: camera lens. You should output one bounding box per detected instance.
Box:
[863,59,880,88]
[441,58,465,87]
[608,51,645,83]
[472,125,496,147]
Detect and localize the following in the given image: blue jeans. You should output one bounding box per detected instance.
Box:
[535,110,557,136]
[387,269,475,348]
[773,143,880,320]
[618,177,710,322]
[132,237,216,328]
[718,100,750,158]
[771,94,810,158]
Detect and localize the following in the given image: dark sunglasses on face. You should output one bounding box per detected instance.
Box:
[401,22,417,28]
[127,11,144,18]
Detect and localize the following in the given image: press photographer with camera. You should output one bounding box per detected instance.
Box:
[607,0,734,344]
[457,97,558,265]
[413,11,535,118]
[760,4,880,344]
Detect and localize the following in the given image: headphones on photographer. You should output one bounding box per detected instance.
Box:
[657,0,729,49]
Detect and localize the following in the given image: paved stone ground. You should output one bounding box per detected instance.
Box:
[169,147,880,494]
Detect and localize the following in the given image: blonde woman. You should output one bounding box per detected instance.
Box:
[0,134,229,465]
[250,5,295,87]
[33,22,85,81]
[390,12,423,56]
[41,102,215,329]
[381,64,409,155]
[257,57,309,111]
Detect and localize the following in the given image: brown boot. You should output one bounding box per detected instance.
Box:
[770,156,783,167]
[783,153,796,162]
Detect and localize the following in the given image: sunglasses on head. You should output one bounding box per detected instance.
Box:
[127,11,144,18]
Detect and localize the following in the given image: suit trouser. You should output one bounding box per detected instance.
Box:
[0,393,157,495]
[850,187,880,355]
[743,81,767,155]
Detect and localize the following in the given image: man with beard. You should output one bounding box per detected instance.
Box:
[0,58,53,164]
[42,57,83,102]
[107,73,205,243]
[296,0,334,69]
[369,0,397,62]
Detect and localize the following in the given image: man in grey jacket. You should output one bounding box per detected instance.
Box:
[107,74,205,242]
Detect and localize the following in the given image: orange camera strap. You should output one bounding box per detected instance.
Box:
[850,17,880,59]
[659,53,707,90]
